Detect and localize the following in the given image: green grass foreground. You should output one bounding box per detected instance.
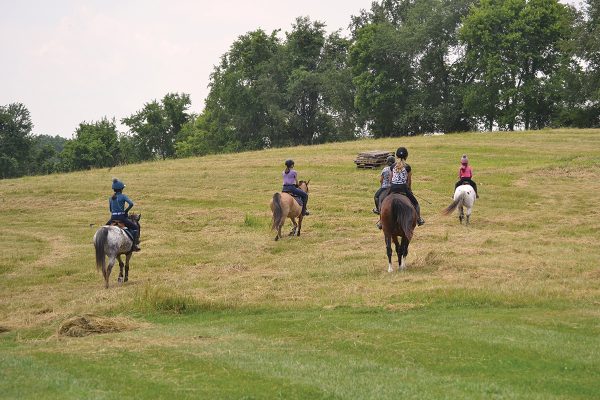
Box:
[1,129,599,399]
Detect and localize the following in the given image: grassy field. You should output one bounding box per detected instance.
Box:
[1,129,599,399]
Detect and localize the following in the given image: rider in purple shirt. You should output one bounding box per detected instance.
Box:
[282,159,310,216]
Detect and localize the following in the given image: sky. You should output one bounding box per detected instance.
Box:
[0,0,585,138]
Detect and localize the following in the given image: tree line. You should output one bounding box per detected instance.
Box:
[2,0,599,179]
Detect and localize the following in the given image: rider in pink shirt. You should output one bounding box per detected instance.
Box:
[454,155,479,198]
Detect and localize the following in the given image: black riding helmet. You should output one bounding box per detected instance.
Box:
[396,147,408,160]
[285,159,294,168]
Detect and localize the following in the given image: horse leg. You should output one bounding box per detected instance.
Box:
[117,255,125,284]
[385,235,393,273]
[105,255,117,289]
[296,215,303,236]
[466,206,471,225]
[399,237,410,271]
[289,217,297,236]
[392,236,403,271]
[124,253,132,282]
[459,206,464,224]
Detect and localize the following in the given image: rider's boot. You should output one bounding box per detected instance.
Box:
[416,204,425,226]
[132,235,141,252]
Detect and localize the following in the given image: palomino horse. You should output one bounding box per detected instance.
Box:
[93,214,141,288]
[443,184,476,225]
[380,193,417,272]
[270,181,309,241]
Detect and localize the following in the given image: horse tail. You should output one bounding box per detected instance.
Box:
[393,198,415,241]
[381,197,417,241]
[271,193,284,231]
[442,191,465,216]
[94,227,108,275]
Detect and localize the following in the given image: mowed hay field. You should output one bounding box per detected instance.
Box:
[1,129,599,399]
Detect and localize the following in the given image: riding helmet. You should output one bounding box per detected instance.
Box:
[386,156,395,165]
[112,178,125,191]
[285,159,294,168]
[461,155,469,165]
[396,147,408,159]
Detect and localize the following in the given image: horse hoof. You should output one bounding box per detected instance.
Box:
[117,277,123,283]
[124,277,128,282]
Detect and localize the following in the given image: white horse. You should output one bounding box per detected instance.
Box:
[93,214,140,288]
[443,184,476,225]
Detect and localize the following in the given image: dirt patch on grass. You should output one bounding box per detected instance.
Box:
[58,314,144,337]
[0,326,10,333]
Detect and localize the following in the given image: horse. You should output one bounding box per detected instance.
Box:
[380,193,417,272]
[443,184,476,225]
[93,214,141,288]
[270,180,309,241]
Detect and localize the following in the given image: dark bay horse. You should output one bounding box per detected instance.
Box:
[270,181,309,241]
[380,194,417,272]
[93,214,141,288]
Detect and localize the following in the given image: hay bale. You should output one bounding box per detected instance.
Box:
[58,314,141,337]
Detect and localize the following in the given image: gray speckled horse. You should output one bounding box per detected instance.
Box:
[93,214,140,288]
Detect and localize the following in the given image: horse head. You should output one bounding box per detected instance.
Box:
[298,180,310,193]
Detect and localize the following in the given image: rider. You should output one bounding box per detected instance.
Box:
[106,178,140,251]
[455,155,479,198]
[373,155,395,215]
[379,147,425,227]
[282,159,310,216]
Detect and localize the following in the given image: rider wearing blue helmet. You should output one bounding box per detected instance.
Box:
[106,178,140,251]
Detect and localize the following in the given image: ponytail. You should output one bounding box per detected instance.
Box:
[394,158,406,173]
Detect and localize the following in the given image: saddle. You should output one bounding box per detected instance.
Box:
[108,221,136,242]
[282,190,304,207]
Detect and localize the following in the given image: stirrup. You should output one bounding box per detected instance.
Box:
[372,208,380,215]
[417,218,425,226]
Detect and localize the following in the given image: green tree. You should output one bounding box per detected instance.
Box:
[29,135,66,175]
[0,103,33,179]
[350,22,414,136]
[122,93,191,160]
[60,118,119,171]
[204,29,284,151]
[577,0,600,126]
[459,0,572,130]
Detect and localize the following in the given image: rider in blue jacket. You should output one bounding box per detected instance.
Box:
[106,179,140,251]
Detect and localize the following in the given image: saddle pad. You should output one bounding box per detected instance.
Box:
[282,191,303,207]
[122,228,135,242]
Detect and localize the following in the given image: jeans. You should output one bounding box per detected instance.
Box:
[282,184,308,215]
[374,187,387,210]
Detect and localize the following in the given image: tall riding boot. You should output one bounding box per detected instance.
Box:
[133,233,141,251]
[416,204,425,226]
